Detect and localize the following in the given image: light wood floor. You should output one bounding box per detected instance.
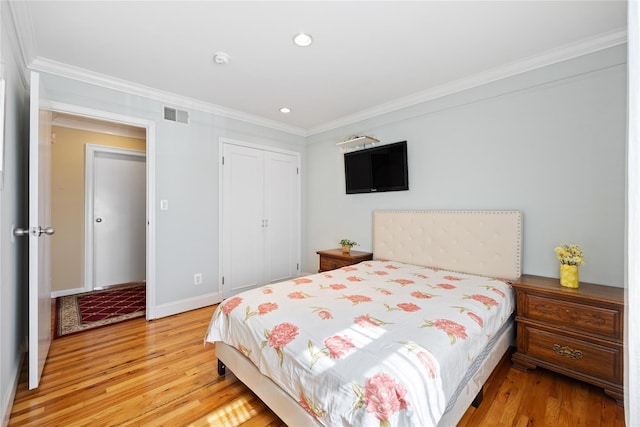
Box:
[9,305,625,426]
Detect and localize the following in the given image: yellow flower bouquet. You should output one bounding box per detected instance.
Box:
[554,243,584,288]
[554,243,584,266]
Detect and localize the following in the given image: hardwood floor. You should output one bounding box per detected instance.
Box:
[9,306,625,426]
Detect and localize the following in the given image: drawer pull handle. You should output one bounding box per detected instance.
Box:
[553,344,583,360]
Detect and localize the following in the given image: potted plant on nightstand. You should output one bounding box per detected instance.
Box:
[339,239,358,254]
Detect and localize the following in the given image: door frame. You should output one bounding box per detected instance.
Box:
[84,144,146,292]
[43,100,158,319]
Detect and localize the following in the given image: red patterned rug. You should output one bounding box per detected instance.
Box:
[55,283,146,338]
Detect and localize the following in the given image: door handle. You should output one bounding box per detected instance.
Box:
[13,227,29,237]
[13,226,55,237]
[41,227,55,236]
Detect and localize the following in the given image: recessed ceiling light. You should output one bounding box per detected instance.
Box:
[280,107,292,114]
[293,33,313,47]
[213,52,230,65]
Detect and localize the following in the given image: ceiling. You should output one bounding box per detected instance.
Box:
[14,1,627,135]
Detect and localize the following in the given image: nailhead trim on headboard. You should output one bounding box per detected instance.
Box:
[372,210,522,280]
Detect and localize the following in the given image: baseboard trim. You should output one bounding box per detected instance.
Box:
[50,287,86,298]
[152,292,222,319]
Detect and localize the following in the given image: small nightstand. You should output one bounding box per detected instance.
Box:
[511,274,624,405]
[316,249,373,273]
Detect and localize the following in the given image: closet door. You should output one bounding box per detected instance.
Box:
[263,151,299,284]
[222,144,264,293]
[221,141,300,296]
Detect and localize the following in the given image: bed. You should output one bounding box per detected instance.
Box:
[206,210,522,426]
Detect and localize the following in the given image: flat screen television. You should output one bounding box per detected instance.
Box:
[344,140,409,194]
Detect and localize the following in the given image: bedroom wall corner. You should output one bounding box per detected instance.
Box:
[304,45,627,288]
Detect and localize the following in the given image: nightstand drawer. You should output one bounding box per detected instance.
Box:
[520,325,622,385]
[523,293,621,340]
[320,257,354,271]
[512,275,625,404]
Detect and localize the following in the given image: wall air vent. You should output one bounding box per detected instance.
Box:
[163,106,189,124]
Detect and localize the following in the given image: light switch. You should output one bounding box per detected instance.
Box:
[160,200,169,211]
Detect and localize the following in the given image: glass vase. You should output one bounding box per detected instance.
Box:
[560,264,579,288]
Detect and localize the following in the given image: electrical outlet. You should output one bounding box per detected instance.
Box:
[194,273,203,285]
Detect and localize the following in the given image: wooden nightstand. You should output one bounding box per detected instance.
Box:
[316,249,373,273]
[511,274,624,405]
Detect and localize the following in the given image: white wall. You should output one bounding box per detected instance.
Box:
[1,2,29,424]
[306,45,627,287]
[38,74,307,310]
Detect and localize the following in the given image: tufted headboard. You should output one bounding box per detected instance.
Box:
[373,210,522,280]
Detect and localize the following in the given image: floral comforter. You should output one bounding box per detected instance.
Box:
[205,260,514,427]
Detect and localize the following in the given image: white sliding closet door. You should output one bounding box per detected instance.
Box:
[221,141,300,296]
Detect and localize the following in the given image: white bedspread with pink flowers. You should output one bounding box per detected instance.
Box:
[206,260,514,427]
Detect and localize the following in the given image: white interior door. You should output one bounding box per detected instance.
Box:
[28,71,53,389]
[222,143,264,294]
[89,147,146,289]
[263,152,299,284]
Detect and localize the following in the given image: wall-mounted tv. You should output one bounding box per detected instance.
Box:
[344,140,409,194]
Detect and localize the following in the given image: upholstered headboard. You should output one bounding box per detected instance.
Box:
[373,210,522,280]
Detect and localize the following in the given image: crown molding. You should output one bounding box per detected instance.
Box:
[3,0,36,87]
[9,0,306,137]
[28,57,308,137]
[14,17,627,139]
[306,28,628,136]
